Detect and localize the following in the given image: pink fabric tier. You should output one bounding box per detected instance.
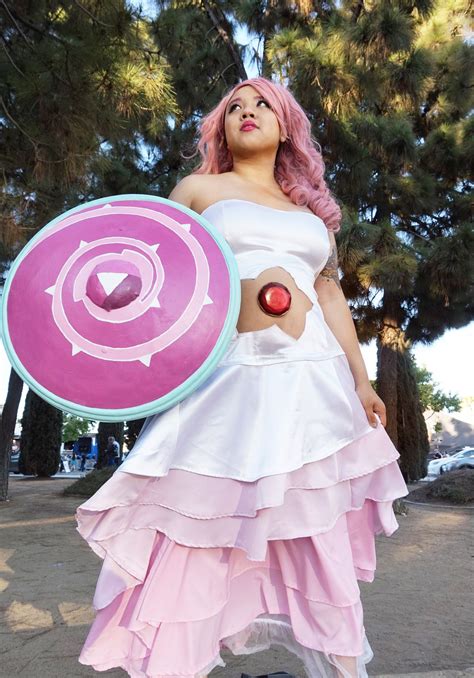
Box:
[76,424,408,677]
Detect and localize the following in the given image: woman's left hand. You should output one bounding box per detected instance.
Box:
[355,382,387,428]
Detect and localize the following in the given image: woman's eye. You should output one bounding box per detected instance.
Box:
[228,99,269,112]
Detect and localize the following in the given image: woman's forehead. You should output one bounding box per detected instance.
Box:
[227,85,261,104]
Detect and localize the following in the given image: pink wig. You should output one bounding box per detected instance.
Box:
[193,77,341,232]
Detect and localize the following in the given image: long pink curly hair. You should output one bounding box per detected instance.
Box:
[193,77,341,232]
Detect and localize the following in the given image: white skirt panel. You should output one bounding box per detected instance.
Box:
[119,305,375,481]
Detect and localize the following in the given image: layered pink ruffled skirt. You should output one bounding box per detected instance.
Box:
[75,307,408,678]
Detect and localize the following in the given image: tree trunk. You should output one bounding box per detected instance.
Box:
[262,32,272,79]
[202,0,248,81]
[376,298,429,482]
[125,418,146,452]
[397,351,429,482]
[376,302,401,447]
[0,367,23,501]
[20,390,63,477]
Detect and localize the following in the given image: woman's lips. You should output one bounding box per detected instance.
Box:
[240,123,258,131]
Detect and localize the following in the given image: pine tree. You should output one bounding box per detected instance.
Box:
[19,390,63,477]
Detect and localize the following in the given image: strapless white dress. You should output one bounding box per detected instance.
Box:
[76,199,409,678]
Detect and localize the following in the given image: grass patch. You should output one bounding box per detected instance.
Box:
[408,469,474,505]
[63,467,116,497]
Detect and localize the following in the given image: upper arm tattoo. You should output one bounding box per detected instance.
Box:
[319,242,342,289]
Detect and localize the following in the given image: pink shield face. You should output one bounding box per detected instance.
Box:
[4,196,238,419]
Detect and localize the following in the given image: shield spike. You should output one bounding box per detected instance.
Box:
[203,294,213,305]
[139,355,152,367]
[45,285,56,296]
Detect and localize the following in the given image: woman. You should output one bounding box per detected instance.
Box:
[76,77,408,678]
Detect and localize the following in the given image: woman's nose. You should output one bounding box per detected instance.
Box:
[241,108,255,118]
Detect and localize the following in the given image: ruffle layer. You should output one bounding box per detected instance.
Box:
[76,425,407,563]
[76,424,408,676]
[221,614,374,678]
[79,507,379,677]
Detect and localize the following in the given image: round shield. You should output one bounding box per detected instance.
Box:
[1,195,241,421]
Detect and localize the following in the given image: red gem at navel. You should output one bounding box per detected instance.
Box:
[257,282,292,316]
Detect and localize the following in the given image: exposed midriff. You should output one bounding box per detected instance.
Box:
[238,267,313,340]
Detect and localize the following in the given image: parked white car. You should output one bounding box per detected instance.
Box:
[439,448,474,474]
[428,447,473,476]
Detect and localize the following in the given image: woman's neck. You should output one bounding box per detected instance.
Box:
[230,155,280,194]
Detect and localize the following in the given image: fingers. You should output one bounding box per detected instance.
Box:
[373,400,387,427]
[365,401,387,429]
[356,387,387,429]
[366,406,379,428]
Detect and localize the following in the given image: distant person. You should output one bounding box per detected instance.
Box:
[105,436,121,467]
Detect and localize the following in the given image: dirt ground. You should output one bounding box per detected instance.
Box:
[0,477,472,678]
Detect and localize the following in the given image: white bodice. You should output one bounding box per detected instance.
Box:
[201,199,331,305]
[200,198,344,366]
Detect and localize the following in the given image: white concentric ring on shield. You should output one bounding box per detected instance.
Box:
[43,206,213,365]
[69,241,164,323]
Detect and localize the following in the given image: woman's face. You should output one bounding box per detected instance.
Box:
[223,85,282,158]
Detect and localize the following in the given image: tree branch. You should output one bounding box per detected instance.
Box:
[351,0,365,22]
[1,0,33,46]
[71,0,113,28]
[0,96,38,149]
[6,5,67,45]
[0,35,26,77]
[201,0,247,81]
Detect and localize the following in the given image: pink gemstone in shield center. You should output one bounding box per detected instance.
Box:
[86,261,143,312]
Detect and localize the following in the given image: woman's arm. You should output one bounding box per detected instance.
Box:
[314,231,387,428]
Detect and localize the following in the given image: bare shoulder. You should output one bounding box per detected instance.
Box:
[168,174,221,211]
[168,174,204,208]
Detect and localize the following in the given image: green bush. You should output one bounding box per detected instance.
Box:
[427,470,474,504]
[409,469,474,505]
[63,467,115,497]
